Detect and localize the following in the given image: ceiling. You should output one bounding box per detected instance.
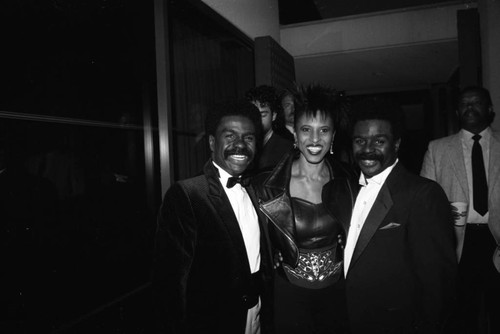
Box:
[278,0,457,24]
[278,0,467,95]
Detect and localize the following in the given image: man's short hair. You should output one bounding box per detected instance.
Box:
[278,87,299,109]
[245,85,280,113]
[459,86,493,107]
[350,96,404,140]
[279,88,296,102]
[205,99,263,140]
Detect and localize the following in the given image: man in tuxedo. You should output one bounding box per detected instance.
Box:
[246,85,293,170]
[420,86,500,333]
[343,97,457,334]
[152,100,273,334]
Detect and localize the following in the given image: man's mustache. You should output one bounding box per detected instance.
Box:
[355,152,383,162]
[460,109,480,119]
[224,147,252,159]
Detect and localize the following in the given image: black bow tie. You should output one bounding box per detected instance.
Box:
[226,176,249,188]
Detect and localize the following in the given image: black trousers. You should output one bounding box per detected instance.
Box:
[447,224,500,334]
[273,273,349,334]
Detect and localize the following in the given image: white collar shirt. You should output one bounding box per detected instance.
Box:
[344,159,398,276]
[460,128,490,223]
[213,162,261,334]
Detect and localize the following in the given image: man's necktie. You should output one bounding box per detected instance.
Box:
[226,176,249,188]
[472,134,488,216]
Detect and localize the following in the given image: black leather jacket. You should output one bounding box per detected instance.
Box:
[252,151,358,268]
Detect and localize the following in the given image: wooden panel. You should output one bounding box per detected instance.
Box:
[254,36,295,90]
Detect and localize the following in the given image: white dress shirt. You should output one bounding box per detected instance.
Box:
[213,162,261,334]
[460,128,490,224]
[344,159,398,276]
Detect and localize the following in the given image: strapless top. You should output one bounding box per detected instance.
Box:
[282,197,343,289]
[292,197,342,249]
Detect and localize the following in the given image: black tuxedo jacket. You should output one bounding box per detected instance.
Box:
[345,163,458,334]
[152,160,273,334]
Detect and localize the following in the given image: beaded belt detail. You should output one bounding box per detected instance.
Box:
[283,246,342,288]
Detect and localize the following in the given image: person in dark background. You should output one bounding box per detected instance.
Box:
[421,86,500,334]
[253,84,356,334]
[246,85,293,170]
[275,88,297,142]
[152,99,273,334]
[343,96,457,334]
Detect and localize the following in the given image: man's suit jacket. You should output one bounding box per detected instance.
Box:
[420,129,500,261]
[152,160,273,334]
[345,163,457,334]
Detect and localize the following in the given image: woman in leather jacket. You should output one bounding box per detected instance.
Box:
[252,84,357,334]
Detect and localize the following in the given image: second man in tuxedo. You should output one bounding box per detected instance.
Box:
[343,97,457,333]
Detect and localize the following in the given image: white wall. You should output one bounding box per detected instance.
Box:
[280,3,464,57]
[479,0,500,131]
[201,0,280,42]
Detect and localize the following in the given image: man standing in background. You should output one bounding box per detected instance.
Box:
[421,86,500,333]
[275,88,296,142]
[246,85,293,170]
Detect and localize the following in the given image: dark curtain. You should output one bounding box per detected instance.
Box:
[169,4,254,180]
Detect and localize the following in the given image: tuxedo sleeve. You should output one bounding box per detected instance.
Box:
[407,181,458,333]
[152,182,197,334]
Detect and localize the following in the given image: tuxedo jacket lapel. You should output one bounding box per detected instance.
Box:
[349,182,393,272]
[205,162,252,272]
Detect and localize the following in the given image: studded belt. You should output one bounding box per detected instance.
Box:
[283,245,342,289]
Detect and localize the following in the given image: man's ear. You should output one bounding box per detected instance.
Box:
[395,138,402,153]
[272,112,277,122]
[208,135,215,152]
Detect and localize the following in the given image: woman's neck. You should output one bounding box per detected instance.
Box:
[292,156,330,181]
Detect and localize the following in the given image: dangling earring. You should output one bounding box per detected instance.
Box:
[329,141,334,155]
[294,141,297,149]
